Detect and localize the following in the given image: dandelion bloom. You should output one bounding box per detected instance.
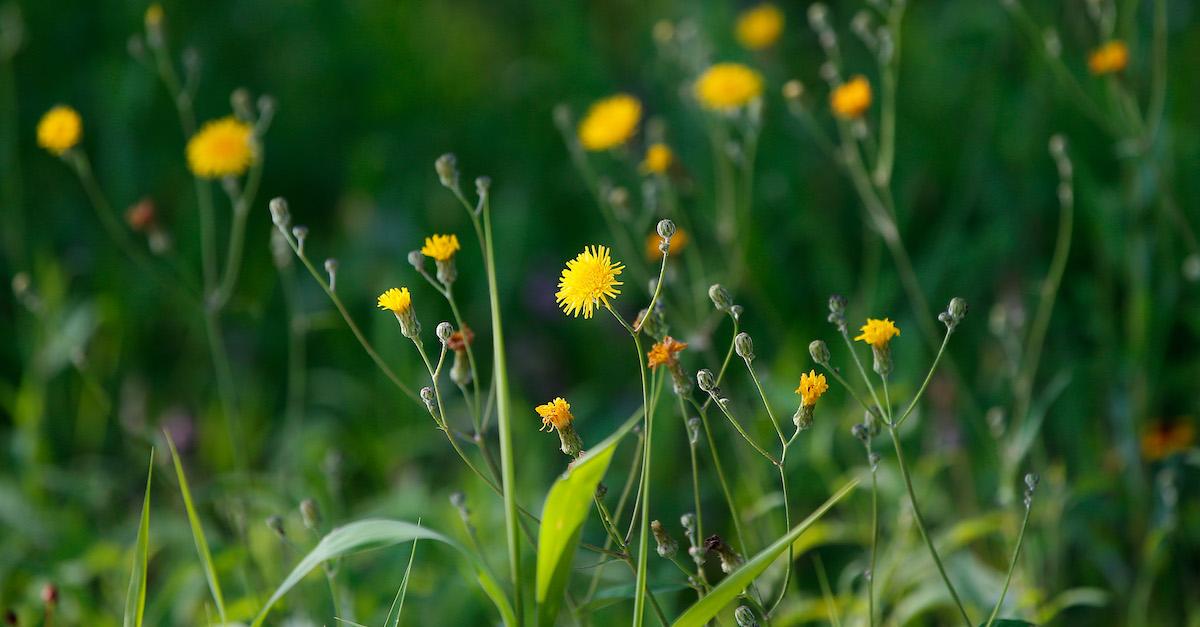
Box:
[420,233,461,261]
[647,336,688,369]
[695,63,764,110]
[556,245,624,319]
[831,75,872,119]
[186,116,254,178]
[640,143,674,175]
[376,287,413,314]
[536,397,574,431]
[736,4,784,51]
[855,318,900,348]
[1141,419,1194,461]
[577,94,642,151]
[37,106,83,155]
[1088,41,1128,75]
[794,370,828,407]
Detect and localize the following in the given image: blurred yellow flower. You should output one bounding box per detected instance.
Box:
[736,4,784,51]
[556,245,624,319]
[37,105,82,155]
[1141,419,1194,461]
[794,370,828,407]
[145,3,163,27]
[536,397,575,431]
[695,63,763,110]
[577,94,642,151]
[647,336,688,369]
[645,228,687,259]
[640,143,674,174]
[1088,41,1128,75]
[831,75,872,119]
[855,318,900,348]
[186,116,254,179]
[420,233,461,262]
[376,287,413,314]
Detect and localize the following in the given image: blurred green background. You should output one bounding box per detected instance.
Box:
[2,0,1199,624]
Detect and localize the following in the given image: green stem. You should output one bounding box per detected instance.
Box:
[984,503,1032,627]
[745,361,786,445]
[707,393,779,466]
[619,310,654,627]
[867,463,879,627]
[895,329,952,429]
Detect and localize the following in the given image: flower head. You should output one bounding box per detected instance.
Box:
[377,287,413,314]
[855,318,900,348]
[695,63,764,110]
[648,336,688,369]
[640,143,675,175]
[420,234,461,262]
[37,106,82,155]
[145,3,164,27]
[646,228,688,260]
[186,116,255,178]
[536,397,575,431]
[736,4,784,50]
[1088,40,1129,75]
[577,94,642,151]
[556,245,624,319]
[1141,419,1195,461]
[831,75,872,119]
[794,370,828,407]
[447,324,475,351]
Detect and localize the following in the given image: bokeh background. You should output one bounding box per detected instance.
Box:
[2,0,1199,624]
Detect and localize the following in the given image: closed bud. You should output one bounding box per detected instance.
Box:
[420,386,437,415]
[651,520,678,558]
[734,332,754,362]
[783,79,804,101]
[475,176,491,197]
[435,153,459,189]
[1024,472,1040,491]
[324,258,339,291]
[708,284,733,312]
[451,349,472,387]
[436,322,454,344]
[735,606,758,627]
[408,250,425,272]
[827,294,848,329]
[269,197,290,228]
[657,218,676,240]
[300,498,321,531]
[729,304,743,321]
[266,515,286,539]
[686,416,701,445]
[793,403,815,430]
[809,339,831,365]
[851,423,869,442]
[946,297,968,329]
[291,225,308,254]
[680,512,696,534]
[696,369,716,392]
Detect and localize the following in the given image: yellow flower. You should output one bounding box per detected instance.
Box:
[555,245,624,319]
[646,228,688,260]
[647,336,688,369]
[736,4,784,51]
[536,397,575,431]
[831,75,872,119]
[145,3,163,27]
[577,94,642,151]
[695,63,764,110]
[1088,41,1129,75]
[640,143,674,174]
[376,287,413,314]
[37,106,83,155]
[420,233,461,262]
[794,370,828,407]
[854,318,900,348]
[186,116,255,179]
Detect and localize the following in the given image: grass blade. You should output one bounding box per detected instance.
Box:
[164,432,227,623]
[122,449,153,627]
[672,479,860,627]
[384,520,422,627]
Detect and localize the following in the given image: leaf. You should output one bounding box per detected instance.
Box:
[123,450,153,627]
[671,479,860,627]
[979,620,1036,626]
[251,519,515,627]
[164,432,227,624]
[536,413,640,627]
[384,521,422,627]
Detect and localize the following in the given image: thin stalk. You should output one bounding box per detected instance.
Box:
[679,396,706,588]
[895,329,952,429]
[707,394,779,466]
[745,362,786,445]
[584,430,645,602]
[867,461,879,627]
[213,154,265,309]
[984,504,1033,627]
[768,449,792,614]
[615,306,654,627]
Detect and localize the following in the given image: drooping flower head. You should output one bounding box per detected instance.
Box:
[447,324,475,352]
[37,106,83,155]
[640,143,675,175]
[695,63,764,110]
[577,94,642,151]
[795,370,828,407]
[537,397,583,457]
[556,245,624,319]
[186,116,255,178]
[377,287,412,314]
[646,228,688,260]
[855,318,900,348]
[648,336,688,369]
[420,234,461,262]
[831,75,872,119]
[736,4,784,50]
[1088,41,1129,75]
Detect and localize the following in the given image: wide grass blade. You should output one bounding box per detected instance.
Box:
[251,519,515,627]
[535,413,639,626]
[672,479,860,627]
[122,449,153,627]
[164,432,227,624]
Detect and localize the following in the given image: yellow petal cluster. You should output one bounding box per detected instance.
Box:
[1088,41,1128,75]
[186,116,255,179]
[794,370,828,407]
[854,318,900,348]
[831,75,872,119]
[647,336,688,369]
[536,397,575,431]
[695,63,763,111]
[376,287,413,314]
[577,94,642,151]
[736,4,784,51]
[640,143,674,175]
[420,234,461,262]
[555,245,624,319]
[37,106,83,155]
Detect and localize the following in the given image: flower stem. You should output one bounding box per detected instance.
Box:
[984,503,1032,627]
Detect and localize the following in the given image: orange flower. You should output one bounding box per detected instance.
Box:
[647,336,688,369]
[1141,419,1195,461]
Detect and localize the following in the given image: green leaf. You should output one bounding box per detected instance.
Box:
[164,432,227,624]
[980,620,1035,626]
[122,450,153,627]
[251,519,515,627]
[671,478,860,627]
[384,522,422,627]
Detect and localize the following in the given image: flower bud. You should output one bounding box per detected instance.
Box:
[871,344,893,377]
[451,349,472,387]
[827,294,847,329]
[594,483,608,499]
[782,79,804,101]
[436,258,458,285]
[324,258,339,291]
[729,304,743,321]
[41,583,57,606]
[435,153,459,189]
[735,606,758,627]
[300,498,321,531]
[408,250,425,272]
[651,520,678,558]
[851,423,869,442]
[266,514,286,539]
[269,197,290,228]
[420,386,437,415]
[1024,472,1040,491]
[657,218,676,240]
[436,321,454,344]
[686,416,701,445]
[793,404,815,430]
[696,369,716,392]
[708,284,733,312]
[704,534,742,573]
[291,225,308,255]
[809,339,831,365]
[475,176,491,197]
[734,332,754,362]
[680,512,696,534]
[942,297,968,331]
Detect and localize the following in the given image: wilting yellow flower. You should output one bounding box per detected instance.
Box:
[186,116,254,178]
[736,4,784,51]
[794,370,828,407]
[536,397,575,431]
[831,75,872,119]
[640,143,674,174]
[556,245,624,319]
[577,94,642,151]
[647,336,688,369]
[420,234,461,262]
[376,287,413,314]
[1141,419,1194,461]
[1088,41,1129,75]
[855,318,900,348]
[695,63,763,110]
[646,228,688,260]
[37,106,83,155]
[145,3,163,27]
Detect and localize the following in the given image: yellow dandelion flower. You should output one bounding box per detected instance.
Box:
[556,245,624,319]
[376,287,413,314]
[640,143,675,175]
[145,3,164,27]
[186,116,255,179]
[831,75,872,119]
[645,228,688,260]
[1088,41,1129,75]
[854,317,900,348]
[647,336,688,369]
[37,105,83,155]
[736,4,784,51]
[794,370,828,407]
[577,94,642,152]
[695,63,764,110]
[536,397,575,431]
[420,233,461,262]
